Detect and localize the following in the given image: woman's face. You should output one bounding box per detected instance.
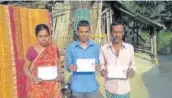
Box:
[36,29,50,47]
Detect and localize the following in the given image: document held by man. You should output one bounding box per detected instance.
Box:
[107,65,128,79]
[38,66,58,80]
[76,59,96,72]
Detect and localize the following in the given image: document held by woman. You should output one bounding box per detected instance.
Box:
[38,66,58,80]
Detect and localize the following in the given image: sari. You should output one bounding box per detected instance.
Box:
[26,44,61,98]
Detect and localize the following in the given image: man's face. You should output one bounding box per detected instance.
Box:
[111,25,124,43]
[77,26,90,42]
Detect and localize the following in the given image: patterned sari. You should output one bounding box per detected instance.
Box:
[26,44,61,98]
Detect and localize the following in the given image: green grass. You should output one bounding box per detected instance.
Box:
[130,52,153,98]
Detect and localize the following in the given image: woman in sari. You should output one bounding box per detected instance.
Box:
[23,24,61,98]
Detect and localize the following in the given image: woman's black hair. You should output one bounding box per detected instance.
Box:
[35,24,50,36]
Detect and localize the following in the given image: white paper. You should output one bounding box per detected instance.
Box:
[107,65,128,79]
[38,66,58,80]
[76,59,96,72]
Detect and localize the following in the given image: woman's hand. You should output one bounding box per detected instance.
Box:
[32,77,43,84]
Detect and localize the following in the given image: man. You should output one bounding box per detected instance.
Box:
[65,20,99,98]
[99,21,136,98]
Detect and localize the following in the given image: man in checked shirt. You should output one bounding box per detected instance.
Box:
[99,20,136,98]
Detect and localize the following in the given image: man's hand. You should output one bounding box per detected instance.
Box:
[127,69,135,78]
[95,65,101,71]
[69,65,77,72]
[100,69,108,78]
[55,77,61,82]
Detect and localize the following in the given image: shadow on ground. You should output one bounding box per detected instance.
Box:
[142,54,172,98]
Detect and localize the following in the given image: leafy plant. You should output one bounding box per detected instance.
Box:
[158,31,172,52]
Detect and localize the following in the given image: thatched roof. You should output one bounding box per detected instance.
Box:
[104,1,164,29]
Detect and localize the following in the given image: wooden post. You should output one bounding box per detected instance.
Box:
[107,8,113,44]
[150,27,158,65]
[132,21,135,45]
[109,8,113,24]
[150,28,154,55]
[136,22,139,48]
[153,28,158,65]
[106,9,110,43]
[98,2,102,44]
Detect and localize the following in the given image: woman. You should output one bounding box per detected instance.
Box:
[23,24,61,98]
